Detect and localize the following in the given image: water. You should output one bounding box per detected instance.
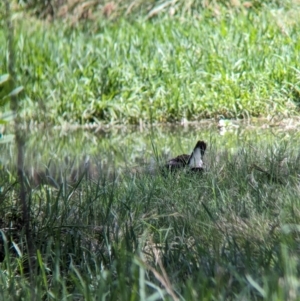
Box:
[1,119,299,186]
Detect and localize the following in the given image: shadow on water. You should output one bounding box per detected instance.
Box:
[1,119,299,187]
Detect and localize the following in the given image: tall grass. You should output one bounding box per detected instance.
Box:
[1,134,300,300]
[1,2,300,125]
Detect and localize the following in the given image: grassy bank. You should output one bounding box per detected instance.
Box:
[1,1,300,125]
[1,134,300,300]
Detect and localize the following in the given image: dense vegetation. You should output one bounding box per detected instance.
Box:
[1,0,300,125]
[2,1,300,300]
[2,131,300,300]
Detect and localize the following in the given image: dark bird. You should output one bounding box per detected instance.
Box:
[165,140,207,172]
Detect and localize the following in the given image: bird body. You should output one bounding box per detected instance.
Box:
[165,141,207,172]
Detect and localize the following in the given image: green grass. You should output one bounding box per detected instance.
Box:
[1,131,300,300]
[1,2,300,125]
[2,1,300,300]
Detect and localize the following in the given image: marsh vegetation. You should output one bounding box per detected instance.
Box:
[1,0,300,300]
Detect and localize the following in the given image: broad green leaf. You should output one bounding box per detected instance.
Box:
[8,86,24,97]
[0,74,10,86]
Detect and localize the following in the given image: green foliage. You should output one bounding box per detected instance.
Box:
[1,3,300,125]
[1,131,300,300]
[0,74,13,106]
[0,74,23,143]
